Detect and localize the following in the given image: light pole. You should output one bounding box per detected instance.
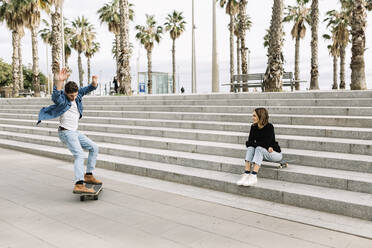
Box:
[45,43,50,95]
[191,0,196,93]
[60,4,65,68]
[212,0,219,92]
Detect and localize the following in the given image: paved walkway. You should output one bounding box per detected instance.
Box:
[1,147,372,248]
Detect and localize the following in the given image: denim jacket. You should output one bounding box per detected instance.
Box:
[37,84,97,125]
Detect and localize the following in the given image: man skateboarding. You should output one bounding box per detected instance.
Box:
[38,68,102,194]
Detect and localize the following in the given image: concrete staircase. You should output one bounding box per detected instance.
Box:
[1,91,372,222]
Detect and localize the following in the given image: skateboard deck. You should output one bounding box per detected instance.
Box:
[263,159,291,169]
[77,183,103,201]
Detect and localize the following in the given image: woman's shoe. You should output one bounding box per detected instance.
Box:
[237,173,251,186]
[243,174,257,186]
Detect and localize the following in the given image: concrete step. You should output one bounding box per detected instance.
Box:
[3,129,371,193]
[3,129,372,195]
[1,109,371,128]
[1,128,372,175]
[2,114,372,141]
[1,123,372,157]
[1,89,372,102]
[1,138,372,221]
[3,97,372,107]
[3,117,372,142]
[2,104,372,116]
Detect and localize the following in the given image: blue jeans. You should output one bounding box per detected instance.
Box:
[58,130,99,182]
[245,146,282,166]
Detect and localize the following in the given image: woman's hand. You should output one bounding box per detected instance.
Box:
[268,147,273,153]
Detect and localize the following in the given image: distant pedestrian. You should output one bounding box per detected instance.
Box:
[180,86,185,94]
[113,76,118,93]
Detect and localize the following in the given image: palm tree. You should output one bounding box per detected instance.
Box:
[39,18,72,68]
[263,29,270,50]
[70,16,95,87]
[218,0,239,92]
[263,0,284,92]
[98,0,134,94]
[19,33,24,91]
[283,0,310,90]
[233,16,241,83]
[118,0,132,95]
[164,10,186,94]
[324,8,350,89]
[233,13,252,92]
[39,19,52,43]
[49,0,63,88]
[85,41,100,84]
[135,14,163,94]
[0,0,25,97]
[323,33,339,89]
[237,0,251,92]
[23,0,50,97]
[350,0,367,90]
[309,0,319,90]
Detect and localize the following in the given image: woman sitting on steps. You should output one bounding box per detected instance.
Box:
[237,107,283,186]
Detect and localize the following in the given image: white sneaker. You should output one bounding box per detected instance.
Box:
[243,174,257,186]
[237,173,250,186]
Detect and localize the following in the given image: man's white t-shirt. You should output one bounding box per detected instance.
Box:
[59,100,79,131]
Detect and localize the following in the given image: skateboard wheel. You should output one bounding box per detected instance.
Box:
[94,195,98,200]
[80,196,85,201]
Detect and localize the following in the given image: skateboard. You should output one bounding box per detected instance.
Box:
[277,159,289,169]
[78,184,103,201]
[263,159,291,169]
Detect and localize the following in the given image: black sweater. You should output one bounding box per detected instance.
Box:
[245,123,281,153]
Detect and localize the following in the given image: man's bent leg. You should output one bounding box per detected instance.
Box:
[78,132,102,185]
[78,131,99,173]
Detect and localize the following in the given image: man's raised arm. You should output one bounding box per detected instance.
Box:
[55,68,69,91]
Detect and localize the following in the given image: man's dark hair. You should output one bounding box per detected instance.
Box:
[65,81,78,94]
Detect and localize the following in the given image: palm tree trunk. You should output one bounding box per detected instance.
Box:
[332,55,338,90]
[172,38,176,94]
[310,0,319,90]
[239,0,248,92]
[236,38,241,92]
[229,14,235,92]
[339,45,346,89]
[31,26,41,97]
[350,0,367,90]
[263,0,284,92]
[78,52,83,87]
[119,0,132,95]
[87,56,91,84]
[12,31,20,97]
[147,49,152,94]
[51,9,62,88]
[294,36,300,90]
[19,41,23,91]
[115,34,121,89]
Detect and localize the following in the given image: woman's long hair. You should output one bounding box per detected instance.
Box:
[254,108,269,127]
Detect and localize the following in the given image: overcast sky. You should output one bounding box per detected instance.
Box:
[0,0,372,93]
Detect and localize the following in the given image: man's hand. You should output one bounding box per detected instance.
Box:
[58,68,70,82]
[56,68,70,90]
[268,147,273,153]
[92,75,98,87]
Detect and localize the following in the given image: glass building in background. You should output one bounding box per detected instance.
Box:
[138,72,174,94]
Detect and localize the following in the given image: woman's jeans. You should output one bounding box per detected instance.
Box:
[245,146,282,166]
[58,130,99,182]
